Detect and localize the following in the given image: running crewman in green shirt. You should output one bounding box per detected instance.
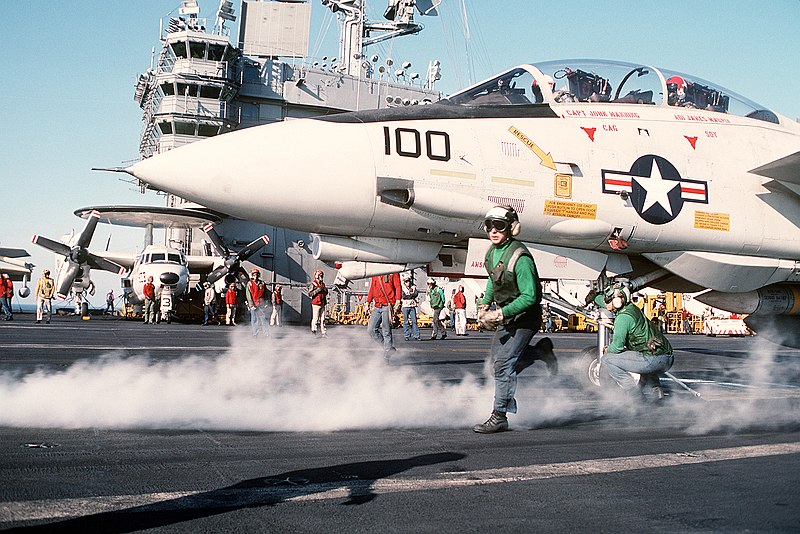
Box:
[474,206,556,434]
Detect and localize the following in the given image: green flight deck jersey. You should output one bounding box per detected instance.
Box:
[482,240,542,329]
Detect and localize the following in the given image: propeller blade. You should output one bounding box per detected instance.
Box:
[56,262,81,298]
[31,235,71,256]
[236,235,270,262]
[202,224,229,257]
[87,253,127,275]
[206,265,228,285]
[76,210,101,249]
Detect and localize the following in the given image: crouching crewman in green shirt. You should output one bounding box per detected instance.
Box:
[474,206,557,434]
[600,283,674,401]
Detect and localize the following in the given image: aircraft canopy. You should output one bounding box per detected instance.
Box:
[446,59,779,124]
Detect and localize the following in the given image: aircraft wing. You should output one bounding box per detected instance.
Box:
[0,247,29,259]
[750,149,800,186]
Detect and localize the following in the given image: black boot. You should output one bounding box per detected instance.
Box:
[514,337,557,376]
[472,410,508,434]
[639,374,666,403]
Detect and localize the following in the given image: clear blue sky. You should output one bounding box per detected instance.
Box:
[2,1,798,305]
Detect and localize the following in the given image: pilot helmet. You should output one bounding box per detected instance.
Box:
[666,75,686,105]
[484,205,521,236]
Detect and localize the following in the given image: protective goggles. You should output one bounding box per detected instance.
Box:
[484,219,510,233]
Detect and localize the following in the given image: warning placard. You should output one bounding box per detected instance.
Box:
[544,200,597,220]
[694,211,730,232]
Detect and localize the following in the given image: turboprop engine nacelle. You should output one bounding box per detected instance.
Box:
[311,235,441,264]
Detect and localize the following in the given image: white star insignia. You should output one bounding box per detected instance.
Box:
[632,159,679,216]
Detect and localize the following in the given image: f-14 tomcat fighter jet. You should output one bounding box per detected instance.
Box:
[124,59,800,347]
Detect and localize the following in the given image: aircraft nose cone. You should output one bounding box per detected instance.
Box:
[127,118,377,235]
[160,272,180,285]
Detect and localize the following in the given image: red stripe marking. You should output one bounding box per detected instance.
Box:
[605,178,631,187]
[681,186,706,195]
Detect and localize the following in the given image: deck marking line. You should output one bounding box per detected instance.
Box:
[1,442,798,523]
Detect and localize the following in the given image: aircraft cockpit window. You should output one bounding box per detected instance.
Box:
[666,75,729,112]
[660,69,778,123]
[167,253,181,263]
[534,61,663,105]
[445,68,539,106]
[555,68,613,102]
[150,253,166,262]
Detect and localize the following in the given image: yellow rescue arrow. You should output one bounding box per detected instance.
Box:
[508,126,557,170]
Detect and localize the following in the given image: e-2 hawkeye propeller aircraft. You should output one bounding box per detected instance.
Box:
[0,246,34,297]
[121,59,800,346]
[34,206,268,321]
[32,211,127,302]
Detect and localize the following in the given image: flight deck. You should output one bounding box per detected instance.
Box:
[0,315,798,531]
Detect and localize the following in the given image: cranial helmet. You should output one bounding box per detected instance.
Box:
[314,269,324,279]
[484,205,521,236]
[603,282,631,309]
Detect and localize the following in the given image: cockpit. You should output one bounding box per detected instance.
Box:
[444,59,779,124]
[138,251,187,266]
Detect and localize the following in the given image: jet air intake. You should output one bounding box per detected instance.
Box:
[311,235,441,264]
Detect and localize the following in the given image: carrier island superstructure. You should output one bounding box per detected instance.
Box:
[132,0,442,321]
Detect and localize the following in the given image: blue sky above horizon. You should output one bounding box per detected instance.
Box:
[2,0,798,305]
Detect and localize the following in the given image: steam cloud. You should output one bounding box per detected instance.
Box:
[0,329,492,431]
[0,329,797,432]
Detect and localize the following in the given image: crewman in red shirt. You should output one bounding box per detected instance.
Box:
[366,273,402,361]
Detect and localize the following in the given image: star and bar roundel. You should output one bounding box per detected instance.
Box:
[601,155,708,225]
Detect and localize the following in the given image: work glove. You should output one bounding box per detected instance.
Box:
[476,304,489,327]
[599,317,614,329]
[477,306,504,331]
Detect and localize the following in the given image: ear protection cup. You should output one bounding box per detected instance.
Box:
[611,295,624,309]
[510,220,521,236]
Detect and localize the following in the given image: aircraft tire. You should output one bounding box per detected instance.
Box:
[575,346,640,390]
[575,346,603,390]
